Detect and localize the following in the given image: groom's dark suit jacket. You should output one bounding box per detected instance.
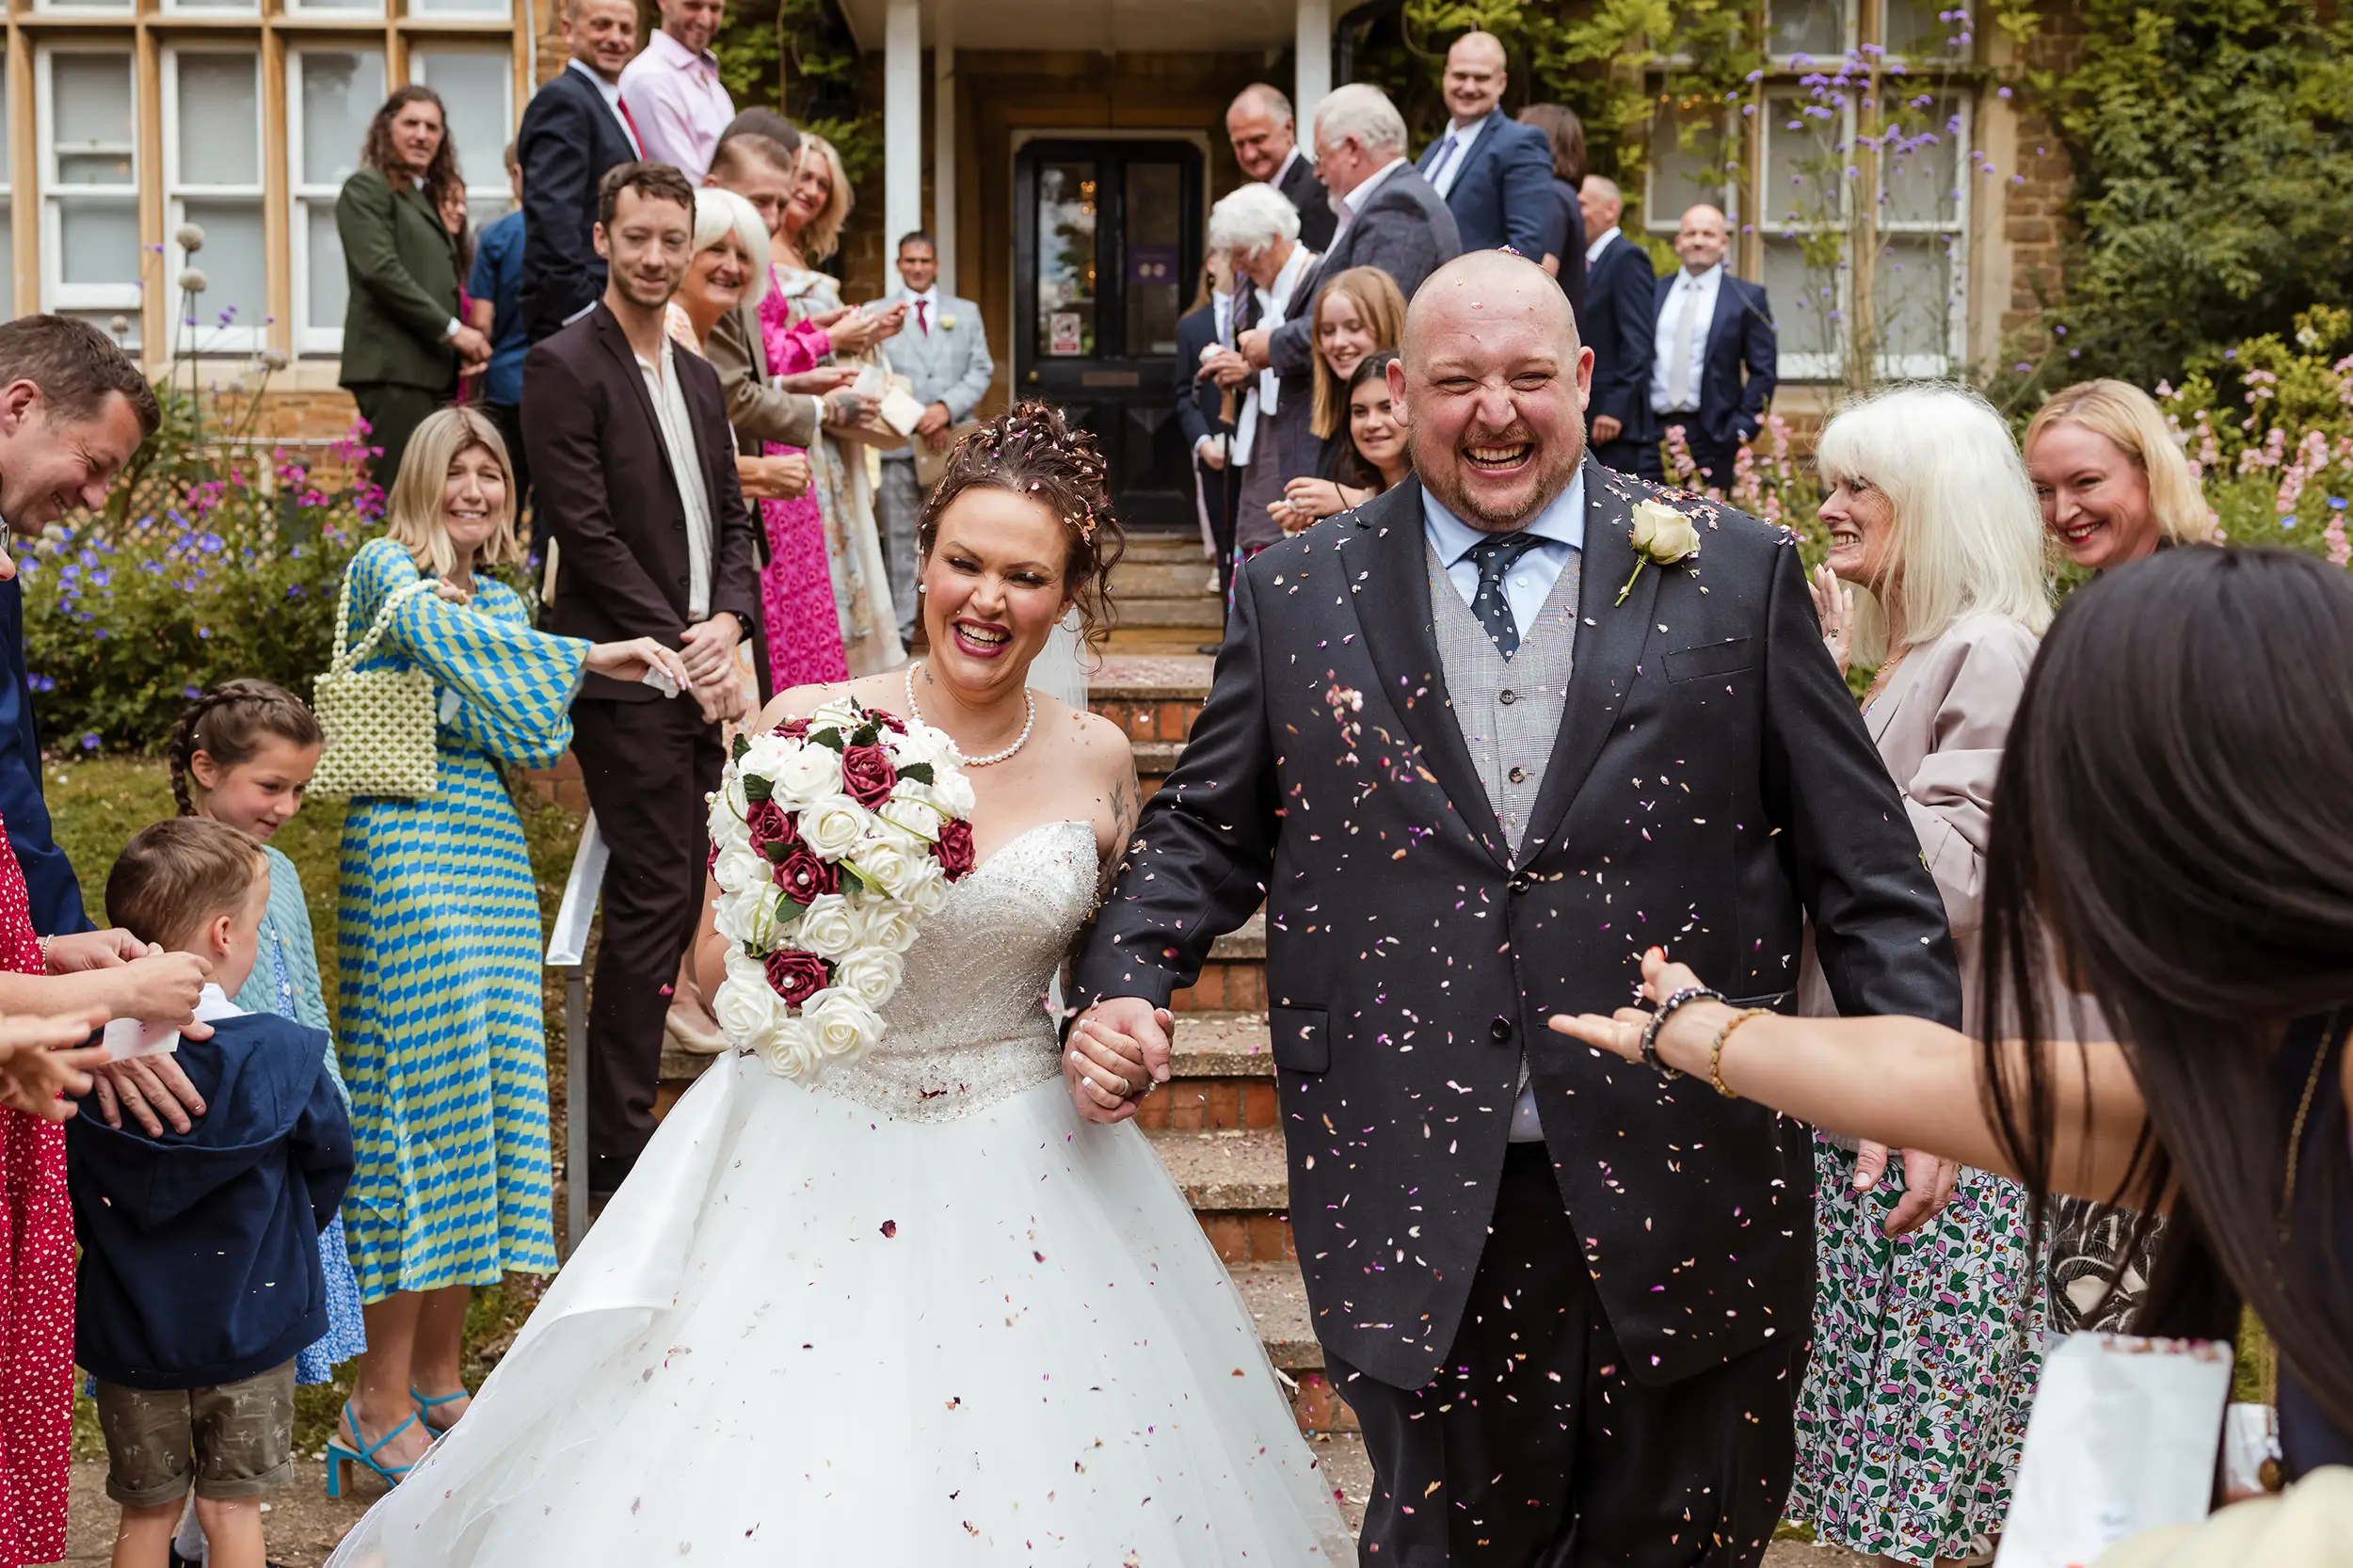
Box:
[1074,462,1961,1393]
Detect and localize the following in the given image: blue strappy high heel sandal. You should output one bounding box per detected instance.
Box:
[325,1400,418,1497]
[410,1384,469,1438]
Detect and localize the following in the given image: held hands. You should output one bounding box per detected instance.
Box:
[677,616,749,727]
[1547,947,1962,1239]
[1199,349,1254,391]
[585,635,697,696]
[739,453,812,501]
[41,927,150,972]
[823,390,881,431]
[1236,328,1272,371]
[1809,565,1855,678]
[449,324,493,370]
[1064,998,1175,1125]
[777,365,859,397]
[89,947,216,1135]
[0,1009,110,1122]
[1280,478,1350,528]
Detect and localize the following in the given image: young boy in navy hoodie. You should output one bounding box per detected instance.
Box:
[67,819,353,1568]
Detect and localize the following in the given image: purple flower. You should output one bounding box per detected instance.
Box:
[79,733,99,751]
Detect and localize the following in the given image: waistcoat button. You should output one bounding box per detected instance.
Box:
[1489,1015,1513,1042]
[1508,766,1528,784]
[1498,688,1517,705]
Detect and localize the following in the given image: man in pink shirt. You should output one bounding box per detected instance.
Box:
[617,0,734,181]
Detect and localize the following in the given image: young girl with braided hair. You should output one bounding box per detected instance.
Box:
[168,680,369,1390]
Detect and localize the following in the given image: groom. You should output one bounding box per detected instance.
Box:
[1070,251,1963,1566]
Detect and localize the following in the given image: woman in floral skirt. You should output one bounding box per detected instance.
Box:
[1793,384,2056,1566]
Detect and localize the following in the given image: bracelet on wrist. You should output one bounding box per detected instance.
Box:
[1707,1008,1774,1099]
[1639,985,1722,1080]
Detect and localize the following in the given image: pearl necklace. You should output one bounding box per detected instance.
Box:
[904,662,1034,767]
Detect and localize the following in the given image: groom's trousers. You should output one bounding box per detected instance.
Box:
[1326,1144,1801,1568]
[570,694,724,1188]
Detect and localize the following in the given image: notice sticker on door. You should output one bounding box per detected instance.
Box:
[1048,312,1084,357]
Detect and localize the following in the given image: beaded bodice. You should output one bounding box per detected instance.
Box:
[811,819,1098,1122]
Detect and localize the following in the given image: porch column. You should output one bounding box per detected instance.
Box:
[1295,0,1331,129]
[933,2,957,296]
[885,0,922,261]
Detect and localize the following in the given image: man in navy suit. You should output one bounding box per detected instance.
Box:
[1577,175,1660,479]
[1226,84,1336,253]
[518,0,646,343]
[1650,203,1777,488]
[1417,31,1554,258]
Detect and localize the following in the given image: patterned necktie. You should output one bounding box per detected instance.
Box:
[1463,533,1545,659]
[1426,132,1461,188]
[915,298,930,336]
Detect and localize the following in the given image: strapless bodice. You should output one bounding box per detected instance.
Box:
[809,818,1097,1121]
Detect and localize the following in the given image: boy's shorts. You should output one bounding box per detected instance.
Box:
[92,1361,296,1506]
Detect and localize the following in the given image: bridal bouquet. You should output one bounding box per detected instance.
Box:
[706,697,979,1081]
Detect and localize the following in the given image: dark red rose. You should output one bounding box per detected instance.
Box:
[936,817,977,881]
[763,949,829,1010]
[745,797,797,855]
[707,840,721,872]
[774,844,839,904]
[840,744,898,808]
[775,719,811,741]
[872,712,908,735]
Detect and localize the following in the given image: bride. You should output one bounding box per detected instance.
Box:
[327,406,1352,1566]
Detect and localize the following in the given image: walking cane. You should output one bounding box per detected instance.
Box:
[544,810,608,1259]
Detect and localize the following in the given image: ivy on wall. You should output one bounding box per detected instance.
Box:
[2033,0,2353,389]
[709,0,884,186]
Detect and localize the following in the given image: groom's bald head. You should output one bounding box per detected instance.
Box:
[1392,251,1592,531]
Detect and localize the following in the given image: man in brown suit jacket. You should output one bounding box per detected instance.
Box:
[521,161,760,1193]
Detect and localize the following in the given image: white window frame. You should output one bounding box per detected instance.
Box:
[404,0,514,19]
[28,0,135,17]
[1757,83,1970,380]
[158,0,261,19]
[408,44,517,227]
[162,44,269,356]
[283,0,385,21]
[1763,0,1859,68]
[1644,103,1737,238]
[35,46,141,320]
[288,45,386,356]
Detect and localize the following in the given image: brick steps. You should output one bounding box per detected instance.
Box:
[1108,530,1224,632]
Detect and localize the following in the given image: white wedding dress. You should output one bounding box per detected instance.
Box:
[328,819,1351,1566]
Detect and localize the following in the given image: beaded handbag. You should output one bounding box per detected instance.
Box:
[312,570,441,799]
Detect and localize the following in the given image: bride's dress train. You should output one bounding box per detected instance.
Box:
[329,820,1351,1565]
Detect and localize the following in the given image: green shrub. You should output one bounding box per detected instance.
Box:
[21,368,379,754]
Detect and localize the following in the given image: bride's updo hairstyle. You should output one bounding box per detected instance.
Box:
[917,401,1126,646]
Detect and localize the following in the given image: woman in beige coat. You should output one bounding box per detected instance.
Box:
[1790,383,2056,1567]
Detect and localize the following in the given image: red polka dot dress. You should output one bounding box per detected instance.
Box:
[0,818,71,1566]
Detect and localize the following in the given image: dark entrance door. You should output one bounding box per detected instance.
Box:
[1013,137,1203,529]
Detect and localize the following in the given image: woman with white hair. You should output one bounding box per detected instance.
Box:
[1791,383,2056,1568]
[664,185,811,517]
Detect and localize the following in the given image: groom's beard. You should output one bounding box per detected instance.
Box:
[1420,423,1584,533]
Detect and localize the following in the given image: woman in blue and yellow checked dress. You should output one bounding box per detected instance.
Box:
[329,407,695,1491]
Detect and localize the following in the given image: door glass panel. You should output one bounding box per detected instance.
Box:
[1035,160,1096,359]
[1124,161,1183,358]
[299,51,385,186]
[306,201,348,331]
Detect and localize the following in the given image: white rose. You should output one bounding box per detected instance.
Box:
[856,900,924,953]
[1629,499,1702,565]
[751,1014,823,1080]
[710,970,777,1049]
[894,723,954,769]
[739,730,795,779]
[712,881,786,950]
[766,744,842,808]
[831,948,904,1009]
[707,789,741,848]
[848,838,915,897]
[721,766,750,818]
[712,844,766,895]
[881,797,943,843]
[794,893,860,958]
[896,857,949,917]
[803,987,885,1063]
[928,767,977,819]
[802,796,869,858]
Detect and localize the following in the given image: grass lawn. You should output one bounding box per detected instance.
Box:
[46,755,588,1458]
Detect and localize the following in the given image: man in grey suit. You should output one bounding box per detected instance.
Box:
[871,230,995,642]
[1236,83,1460,440]
[1226,82,1336,252]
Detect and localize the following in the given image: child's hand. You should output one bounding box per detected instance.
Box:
[0,1008,110,1121]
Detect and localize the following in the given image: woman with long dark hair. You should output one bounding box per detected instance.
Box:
[336,85,489,489]
[1548,546,2353,1500]
[1516,103,1589,321]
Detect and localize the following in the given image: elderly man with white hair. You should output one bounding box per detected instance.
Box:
[1200,181,1318,569]
[1233,83,1459,448]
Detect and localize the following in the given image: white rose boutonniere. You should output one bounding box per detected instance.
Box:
[1618,499,1703,605]
[939,312,958,332]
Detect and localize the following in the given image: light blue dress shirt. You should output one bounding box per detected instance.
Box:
[1420,468,1588,639]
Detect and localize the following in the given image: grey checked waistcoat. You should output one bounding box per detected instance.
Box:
[1425,540,1582,860]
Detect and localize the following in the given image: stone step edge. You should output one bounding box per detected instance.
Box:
[1145,1126,1288,1212]
[1232,1258,1321,1372]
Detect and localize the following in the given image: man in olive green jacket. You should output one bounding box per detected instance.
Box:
[336,159,489,488]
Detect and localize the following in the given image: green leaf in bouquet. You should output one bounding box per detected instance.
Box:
[775,897,810,923]
[851,722,880,748]
[809,728,846,753]
[899,762,935,786]
[763,840,791,863]
[837,860,873,894]
[731,732,750,762]
[743,774,775,803]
